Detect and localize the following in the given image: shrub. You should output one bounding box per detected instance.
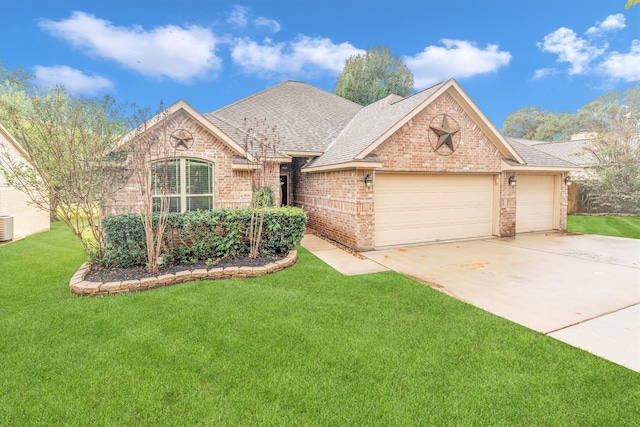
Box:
[101,214,148,267]
[101,207,306,268]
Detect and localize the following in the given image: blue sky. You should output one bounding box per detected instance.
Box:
[1,0,639,128]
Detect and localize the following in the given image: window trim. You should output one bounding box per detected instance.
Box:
[152,158,214,212]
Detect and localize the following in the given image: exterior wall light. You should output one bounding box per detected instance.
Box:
[508,175,517,187]
[364,173,373,189]
[564,175,572,186]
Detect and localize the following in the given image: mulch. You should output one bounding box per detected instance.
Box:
[85,254,286,283]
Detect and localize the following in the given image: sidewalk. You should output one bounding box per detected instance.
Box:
[300,234,388,276]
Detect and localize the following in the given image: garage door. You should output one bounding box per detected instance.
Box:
[375,174,494,247]
[516,175,555,233]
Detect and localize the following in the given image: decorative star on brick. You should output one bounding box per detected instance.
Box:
[430,115,460,152]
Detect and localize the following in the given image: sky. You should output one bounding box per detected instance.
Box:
[1,0,639,129]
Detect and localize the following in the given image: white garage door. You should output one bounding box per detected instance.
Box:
[375,174,494,247]
[516,175,555,233]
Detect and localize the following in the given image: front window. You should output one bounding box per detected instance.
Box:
[152,159,213,212]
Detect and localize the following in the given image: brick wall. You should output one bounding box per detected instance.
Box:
[373,92,503,173]
[500,172,517,236]
[560,173,569,230]
[297,91,507,249]
[294,164,375,250]
[106,110,277,215]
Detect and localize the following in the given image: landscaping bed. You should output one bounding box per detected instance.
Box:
[86,253,287,282]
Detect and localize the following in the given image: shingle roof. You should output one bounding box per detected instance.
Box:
[511,138,597,166]
[507,139,579,168]
[204,81,362,153]
[306,82,446,168]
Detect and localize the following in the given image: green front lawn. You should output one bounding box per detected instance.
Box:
[1,223,639,425]
[567,214,640,238]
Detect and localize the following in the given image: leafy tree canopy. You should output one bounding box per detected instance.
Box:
[0,64,131,260]
[334,46,414,106]
[501,84,640,140]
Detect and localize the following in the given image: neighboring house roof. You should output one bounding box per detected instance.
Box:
[510,138,597,166]
[507,139,580,168]
[0,122,30,161]
[205,81,362,154]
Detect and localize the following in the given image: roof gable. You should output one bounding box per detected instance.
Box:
[120,100,249,159]
[306,79,525,170]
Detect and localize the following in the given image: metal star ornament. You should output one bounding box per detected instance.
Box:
[429,115,460,152]
[171,129,194,150]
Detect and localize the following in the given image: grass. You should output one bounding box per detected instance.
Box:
[1,223,639,425]
[567,214,640,238]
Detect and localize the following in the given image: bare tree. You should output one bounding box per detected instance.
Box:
[581,106,640,213]
[240,118,282,258]
[0,76,130,260]
[123,105,176,273]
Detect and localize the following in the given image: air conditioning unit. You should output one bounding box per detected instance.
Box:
[0,216,14,241]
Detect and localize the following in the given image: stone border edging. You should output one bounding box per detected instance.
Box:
[70,250,298,297]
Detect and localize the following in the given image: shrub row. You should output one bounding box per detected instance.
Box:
[101,207,307,268]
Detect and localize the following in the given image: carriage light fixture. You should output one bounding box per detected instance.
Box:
[508,175,517,187]
[564,175,572,186]
[364,173,373,189]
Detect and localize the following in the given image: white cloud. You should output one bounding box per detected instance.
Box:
[227,6,280,33]
[227,5,249,28]
[404,39,511,89]
[601,40,640,81]
[39,11,221,82]
[537,14,635,80]
[231,35,363,77]
[533,68,557,80]
[586,13,626,35]
[33,65,114,94]
[254,17,281,33]
[537,27,605,75]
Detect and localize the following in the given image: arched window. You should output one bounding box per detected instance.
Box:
[152,159,213,212]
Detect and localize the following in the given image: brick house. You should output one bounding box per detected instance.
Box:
[108,79,580,251]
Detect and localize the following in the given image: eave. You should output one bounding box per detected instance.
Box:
[302,160,383,173]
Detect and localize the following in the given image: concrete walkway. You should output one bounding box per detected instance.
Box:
[300,234,389,275]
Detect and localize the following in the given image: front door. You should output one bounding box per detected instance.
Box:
[279,174,289,206]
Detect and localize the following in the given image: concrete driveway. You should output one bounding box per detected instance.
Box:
[362,233,640,371]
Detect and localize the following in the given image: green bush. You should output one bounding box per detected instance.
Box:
[101,207,306,268]
[101,214,148,267]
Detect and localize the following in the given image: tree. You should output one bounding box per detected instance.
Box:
[123,104,175,273]
[626,0,639,9]
[0,67,130,260]
[334,46,414,106]
[501,106,577,140]
[501,84,640,140]
[580,88,640,213]
[239,118,282,259]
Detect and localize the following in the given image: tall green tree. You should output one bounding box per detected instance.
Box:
[502,84,640,140]
[334,46,414,106]
[0,66,131,260]
[501,106,577,141]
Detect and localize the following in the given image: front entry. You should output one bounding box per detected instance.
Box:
[279,174,289,206]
